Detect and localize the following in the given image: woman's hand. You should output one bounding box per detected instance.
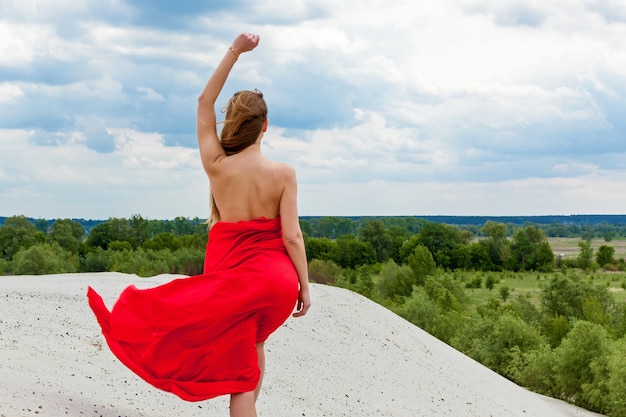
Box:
[231,33,260,56]
[292,286,311,318]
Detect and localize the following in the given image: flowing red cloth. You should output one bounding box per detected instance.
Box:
[87,217,299,402]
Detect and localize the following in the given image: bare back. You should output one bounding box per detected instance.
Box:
[208,147,290,223]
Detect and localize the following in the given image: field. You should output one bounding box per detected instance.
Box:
[548,237,626,260]
[462,238,626,308]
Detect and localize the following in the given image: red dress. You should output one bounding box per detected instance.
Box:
[87,217,299,402]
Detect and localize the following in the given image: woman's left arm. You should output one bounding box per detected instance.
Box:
[197,33,260,175]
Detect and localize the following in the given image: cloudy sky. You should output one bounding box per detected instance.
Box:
[1,0,626,220]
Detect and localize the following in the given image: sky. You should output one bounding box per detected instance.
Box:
[1,0,626,220]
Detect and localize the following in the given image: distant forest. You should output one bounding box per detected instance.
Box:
[2,214,626,238]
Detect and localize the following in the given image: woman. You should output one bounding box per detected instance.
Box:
[87,33,310,417]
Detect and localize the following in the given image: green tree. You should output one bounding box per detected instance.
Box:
[305,237,339,263]
[336,235,376,268]
[318,216,355,239]
[607,339,626,417]
[336,265,374,297]
[417,222,472,270]
[468,242,493,270]
[499,285,511,302]
[143,232,182,251]
[171,216,195,235]
[375,260,416,299]
[509,345,558,396]
[407,245,436,286]
[299,219,313,237]
[540,315,571,348]
[82,247,111,272]
[173,247,205,275]
[129,213,150,248]
[33,218,49,233]
[0,216,45,259]
[480,221,511,270]
[308,259,341,285]
[553,321,611,409]
[485,274,496,290]
[388,226,410,263]
[12,243,78,275]
[540,275,613,321]
[87,218,132,249]
[453,312,544,377]
[396,285,465,344]
[49,219,84,254]
[577,239,594,271]
[509,225,554,272]
[359,220,393,263]
[108,248,176,277]
[596,245,615,268]
[581,225,595,240]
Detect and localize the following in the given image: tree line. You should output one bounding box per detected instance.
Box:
[0,215,208,276]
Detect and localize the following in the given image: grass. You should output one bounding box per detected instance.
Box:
[547,237,626,303]
[460,270,626,310]
[548,237,626,260]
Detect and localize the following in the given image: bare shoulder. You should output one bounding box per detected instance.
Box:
[268,160,296,181]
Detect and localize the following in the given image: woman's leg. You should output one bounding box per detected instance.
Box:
[229,342,265,417]
[230,391,256,417]
[255,342,265,401]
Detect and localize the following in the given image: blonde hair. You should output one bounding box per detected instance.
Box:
[208,90,268,227]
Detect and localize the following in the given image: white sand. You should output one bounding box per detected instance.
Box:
[0,272,605,417]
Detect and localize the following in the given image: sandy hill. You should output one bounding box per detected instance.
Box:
[0,273,604,417]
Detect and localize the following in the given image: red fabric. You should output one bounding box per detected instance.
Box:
[87,217,299,402]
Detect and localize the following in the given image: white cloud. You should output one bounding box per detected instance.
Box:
[1,0,626,218]
[0,83,24,101]
[0,128,208,219]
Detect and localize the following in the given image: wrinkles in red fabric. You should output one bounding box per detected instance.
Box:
[87,217,299,402]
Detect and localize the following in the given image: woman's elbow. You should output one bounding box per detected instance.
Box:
[282,231,303,245]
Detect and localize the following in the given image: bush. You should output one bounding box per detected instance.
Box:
[173,247,205,276]
[81,247,111,272]
[395,286,464,344]
[465,274,482,289]
[509,344,558,396]
[553,321,611,409]
[12,243,78,275]
[607,339,626,417]
[0,257,8,275]
[308,259,341,285]
[453,312,545,378]
[374,260,415,298]
[408,244,436,286]
[109,248,176,277]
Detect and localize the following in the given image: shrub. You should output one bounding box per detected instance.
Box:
[465,274,482,289]
[395,286,464,344]
[173,247,205,276]
[109,248,176,277]
[308,259,341,285]
[374,260,415,298]
[607,339,626,417]
[81,247,111,272]
[408,244,436,286]
[12,243,78,275]
[499,285,511,302]
[553,321,611,409]
[509,345,557,396]
[454,312,545,378]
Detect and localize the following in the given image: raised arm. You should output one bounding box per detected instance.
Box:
[279,165,311,317]
[197,33,260,175]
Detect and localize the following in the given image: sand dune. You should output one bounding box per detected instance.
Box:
[0,273,605,417]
